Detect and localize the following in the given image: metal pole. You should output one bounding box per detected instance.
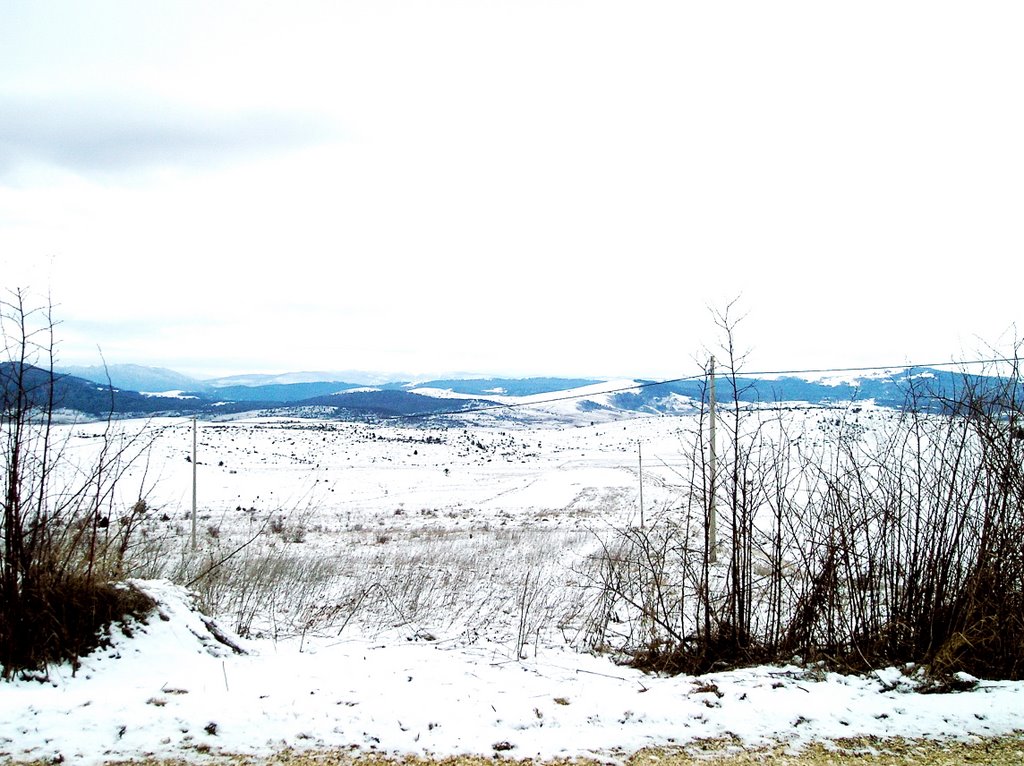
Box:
[191,416,198,552]
[708,356,717,564]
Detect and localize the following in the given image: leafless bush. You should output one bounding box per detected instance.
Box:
[1,290,157,676]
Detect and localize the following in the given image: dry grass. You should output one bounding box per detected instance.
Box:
[12,733,1021,766]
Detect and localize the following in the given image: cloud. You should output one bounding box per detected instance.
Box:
[0,94,343,179]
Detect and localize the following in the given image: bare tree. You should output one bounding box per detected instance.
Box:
[575,313,1024,680]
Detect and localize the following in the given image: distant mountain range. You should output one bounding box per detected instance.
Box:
[0,363,1006,422]
[53,364,395,393]
[55,364,205,394]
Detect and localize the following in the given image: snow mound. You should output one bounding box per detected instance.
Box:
[128,579,247,659]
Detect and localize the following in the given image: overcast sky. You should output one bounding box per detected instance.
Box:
[2,1,1021,380]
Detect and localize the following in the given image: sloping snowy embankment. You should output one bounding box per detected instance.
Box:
[1,580,1022,764]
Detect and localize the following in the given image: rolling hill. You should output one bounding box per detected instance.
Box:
[13,363,1013,421]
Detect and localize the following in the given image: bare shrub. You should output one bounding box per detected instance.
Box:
[314,525,580,647]
[12,576,154,672]
[1,290,157,677]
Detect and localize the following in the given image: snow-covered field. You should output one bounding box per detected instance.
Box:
[2,407,1022,764]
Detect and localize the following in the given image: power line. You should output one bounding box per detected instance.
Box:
[737,356,1017,378]
[385,374,707,421]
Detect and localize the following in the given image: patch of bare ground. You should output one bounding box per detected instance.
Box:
[11,733,1021,766]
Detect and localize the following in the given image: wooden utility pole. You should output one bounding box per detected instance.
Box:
[638,442,644,529]
[191,416,198,552]
[708,356,717,564]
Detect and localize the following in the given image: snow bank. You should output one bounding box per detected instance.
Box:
[1,580,1022,765]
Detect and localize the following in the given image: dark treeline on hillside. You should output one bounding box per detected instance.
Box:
[0,362,260,417]
[305,389,498,418]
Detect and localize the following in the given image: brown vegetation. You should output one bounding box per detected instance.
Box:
[1,290,156,676]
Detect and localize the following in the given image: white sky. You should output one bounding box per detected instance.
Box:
[2,1,1022,380]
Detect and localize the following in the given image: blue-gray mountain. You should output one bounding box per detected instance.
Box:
[13,364,1015,420]
[55,364,207,393]
[610,370,992,413]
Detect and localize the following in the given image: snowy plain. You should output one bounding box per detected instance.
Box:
[2,397,1023,764]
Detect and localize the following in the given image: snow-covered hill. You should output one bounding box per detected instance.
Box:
[46,363,1013,423]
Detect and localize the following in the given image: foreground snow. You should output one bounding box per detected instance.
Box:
[1,580,1021,765]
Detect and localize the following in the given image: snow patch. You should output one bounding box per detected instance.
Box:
[140,390,200,399]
